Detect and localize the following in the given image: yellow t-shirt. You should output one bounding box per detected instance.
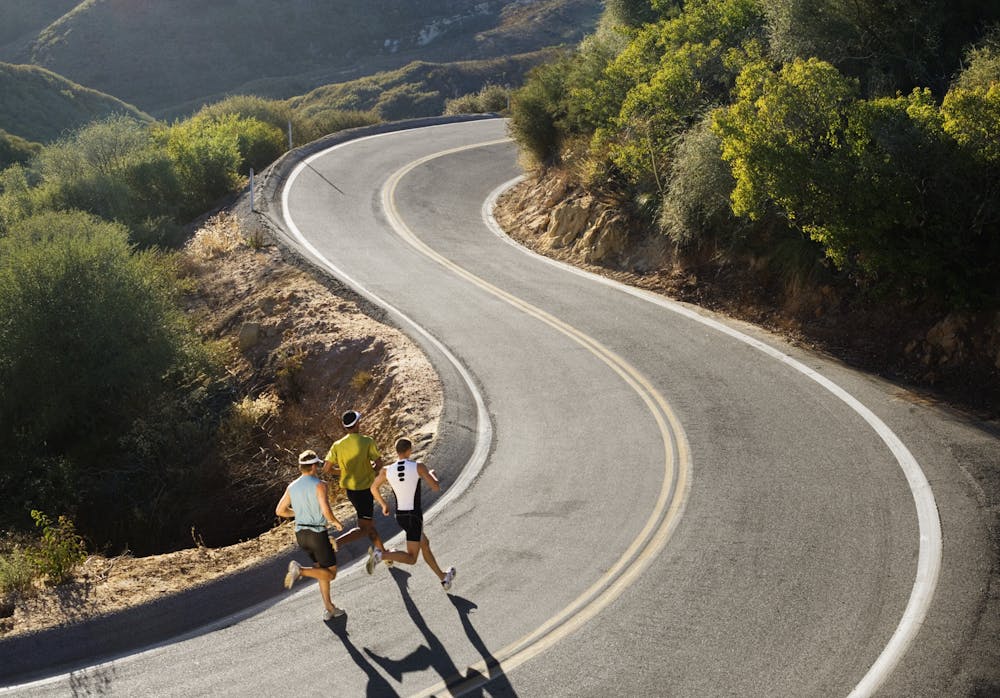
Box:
[326,433,380,490]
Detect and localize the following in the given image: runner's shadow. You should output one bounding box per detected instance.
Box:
[326,617,399,697]
[448,595,517,697]
[363,567,517,697]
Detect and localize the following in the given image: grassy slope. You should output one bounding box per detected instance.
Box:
[287,51,561,121]
[0,62,151,143]
[0,0,77,49]
[4,0,600,116]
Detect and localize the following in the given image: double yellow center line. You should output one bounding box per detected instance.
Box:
[381,140,692,696]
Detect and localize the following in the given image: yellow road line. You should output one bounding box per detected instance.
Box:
[380,140,693,697]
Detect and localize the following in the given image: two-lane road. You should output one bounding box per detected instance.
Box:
[9,118,997,697]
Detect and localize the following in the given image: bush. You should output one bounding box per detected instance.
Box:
[26,511,86,586]
[218,393,281,460]
[298,109,380,142]
[509,58,573,165]
[660,115,743,246]
[444,83,511,115]
[7,116,183,246]
[0,546,34,597]
[0,128,39,170]
[0,210,226,550]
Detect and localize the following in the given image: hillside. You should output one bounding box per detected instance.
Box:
[288,51,557,122]
[0,62,150,143]
[0,0,76,49]
[2,0,601,116]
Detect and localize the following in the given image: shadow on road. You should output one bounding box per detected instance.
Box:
[326,616,400,697]
[363,567,518,697]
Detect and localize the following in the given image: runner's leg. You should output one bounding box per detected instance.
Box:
[381,540,420,565]
[301,566,338,612]
[419,534,446,580]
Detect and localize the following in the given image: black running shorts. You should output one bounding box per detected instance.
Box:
[395,511,423,543]
[346,488,375,520]
[295,528,337,568]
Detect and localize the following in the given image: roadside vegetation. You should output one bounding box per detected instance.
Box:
[0,96,380,598]
[507,0,1000,403]
[0,0,594,613]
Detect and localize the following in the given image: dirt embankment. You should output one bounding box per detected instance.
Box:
[495,170,1000,418]
[1,213,442,638]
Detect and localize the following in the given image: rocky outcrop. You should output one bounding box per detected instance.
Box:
[495,169,1000,413]
[501,175,632,265]
[909,312,1000,372]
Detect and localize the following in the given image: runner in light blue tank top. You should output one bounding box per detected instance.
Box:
[276,450,346,620]
[288,474,326,532]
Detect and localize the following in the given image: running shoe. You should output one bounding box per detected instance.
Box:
[441,566,456,591]
[323,607,346,621]
[284,560,302,589]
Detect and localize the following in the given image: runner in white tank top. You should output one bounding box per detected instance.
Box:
[367,437,456,590]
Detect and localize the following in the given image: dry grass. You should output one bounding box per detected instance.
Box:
[186,212,247,262]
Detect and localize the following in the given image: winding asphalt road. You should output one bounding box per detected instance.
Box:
[7,118,998,696]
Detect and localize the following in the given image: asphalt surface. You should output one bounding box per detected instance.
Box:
[5,118,998,697]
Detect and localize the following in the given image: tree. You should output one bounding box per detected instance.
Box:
[763,0,1000,96]
[603,0,662,28]
[713,58,857,223]
[0,210,223,547]
[509,58,573,164]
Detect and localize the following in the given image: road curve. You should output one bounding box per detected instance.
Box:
[8,118,998,697]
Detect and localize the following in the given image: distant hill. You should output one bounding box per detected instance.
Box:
[0,0,76,49]
[0,0,601,116]
[288,51,559,122]
[0,62,151,144]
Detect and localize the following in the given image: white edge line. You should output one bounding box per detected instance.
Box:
[0,125,495,695]
[483,175,942,698]
[279,129,494,519]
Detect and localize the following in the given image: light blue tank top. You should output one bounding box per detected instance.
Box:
[288,474,326,532]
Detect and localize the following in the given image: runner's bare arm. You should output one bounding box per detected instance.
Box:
[370,469,390,516]
[315,481,343,530]
[417,462,441,492]
[275,488,294,518]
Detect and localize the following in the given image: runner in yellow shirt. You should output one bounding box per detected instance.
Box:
[323,410,387,556]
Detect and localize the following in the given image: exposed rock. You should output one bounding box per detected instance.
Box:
[494,167,1000,416]
[238,322,261,351]
[544,196,592,248]
[578,209,628,263]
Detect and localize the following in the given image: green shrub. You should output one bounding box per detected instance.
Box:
[0,546,34,597]
[660,115,743,246]
[509,58,573,165]
[0,128,40,170]
[298,109,380,142]
[26,511,86,586]
[164,114,285,216]
[444,83,512,115]
[0,210,226,550]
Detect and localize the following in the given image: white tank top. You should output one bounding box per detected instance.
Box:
[386,459,422,512]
